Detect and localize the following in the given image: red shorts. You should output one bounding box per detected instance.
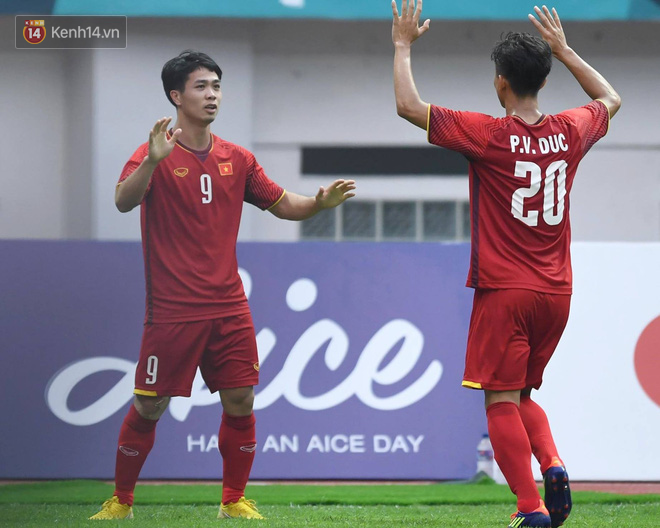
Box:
[134,312,259,397]
[462,289,571,391]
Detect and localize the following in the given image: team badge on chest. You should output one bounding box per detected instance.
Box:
[173,167,188,178]
[218,162,233,176]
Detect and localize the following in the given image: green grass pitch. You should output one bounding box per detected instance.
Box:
[1,479,659,527]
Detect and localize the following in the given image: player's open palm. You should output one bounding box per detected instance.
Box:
[315,179,356,209]
[392,0,430,46]
[529,6,568,57]
[147,117,182,164]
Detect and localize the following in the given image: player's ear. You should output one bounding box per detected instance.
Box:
[539,78,548,91]
[494,74,507,95]
[170,90,182,106]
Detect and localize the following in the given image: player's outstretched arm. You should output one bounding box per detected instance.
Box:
[269,179,356,221]
[392,0,431,129]
[115,117,182,212]
[529,5,621,118]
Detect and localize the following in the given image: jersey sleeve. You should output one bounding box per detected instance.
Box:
[559,100,610,155]
[243,152,285,210]
[118,143,150,184]
[427,105,496,160]
[117,143,155,201]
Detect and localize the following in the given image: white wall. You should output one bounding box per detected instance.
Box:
[0,17,67,239]
[1,17,658,241]
[537,243,660,480]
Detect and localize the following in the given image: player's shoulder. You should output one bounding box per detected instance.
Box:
[432,105,501,124]
[552,100,607,123]
[211,135,254,161]
[130,141,150,159]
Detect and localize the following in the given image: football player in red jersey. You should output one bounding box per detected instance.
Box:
[392,2,620,527]
[90,50,355,521]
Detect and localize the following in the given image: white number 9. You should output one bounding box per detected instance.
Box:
[145,355,158,385]
[200,174,212,204]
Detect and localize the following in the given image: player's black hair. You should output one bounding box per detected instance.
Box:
[161,50,223,106]
[491,32,552,97]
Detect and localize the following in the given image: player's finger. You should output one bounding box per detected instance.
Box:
[541,5,555,27]
[391,0,400,19]
[158,117,168,134]
[170,128,182,143]
[337,182,356,193]
[413,0,422,22]
[404,0,411,17]
[552,7,563,29]
[162,117,172,133]
[528,13,544,32]
[535,5,552,27]
[152,118,163,134]
[533,6,549,27]
[419,19,430,35]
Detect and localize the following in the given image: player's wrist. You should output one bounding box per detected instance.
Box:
[553,45,573,62]
[144,154,161,167]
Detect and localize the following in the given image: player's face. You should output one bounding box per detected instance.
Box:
[177,67,222,124]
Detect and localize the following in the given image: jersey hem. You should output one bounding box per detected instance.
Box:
[462,380,543,391]
[144,305,252,325]
[594,98,611,135]
[134,389,158,397]
[206,377,260,394]
[267,189,286,211]
[425,103,432,142]
[466,282,572,295]
[135,387,192,397]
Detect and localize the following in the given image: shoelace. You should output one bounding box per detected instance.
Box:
[243,499,259,510]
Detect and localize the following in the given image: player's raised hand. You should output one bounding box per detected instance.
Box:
[315,179,356,209]
[528,6,568,57]
[147,117,182,164]
[392,0,430,47]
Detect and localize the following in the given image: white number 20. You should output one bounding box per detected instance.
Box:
[511,160,567,227]
[200,173,213,204]
[145,355,158,385]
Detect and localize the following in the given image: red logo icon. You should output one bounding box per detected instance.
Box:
[23,20,46,45]
[634,315,660,407]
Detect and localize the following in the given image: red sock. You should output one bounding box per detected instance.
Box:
[218,412,257,504]
[113,405,158,506]
[519,395,562,473]
[487,401,541,513]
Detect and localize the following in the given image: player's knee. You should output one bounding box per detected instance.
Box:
[134,394,170,420]
[220,386,255,415]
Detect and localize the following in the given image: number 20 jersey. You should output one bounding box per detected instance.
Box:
[118,134,284,324]
[428,100,609,294]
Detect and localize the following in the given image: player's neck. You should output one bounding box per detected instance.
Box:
[505,96,543,125]
[173,118,212,151]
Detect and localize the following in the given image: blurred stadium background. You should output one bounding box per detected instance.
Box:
[1,0,660,488]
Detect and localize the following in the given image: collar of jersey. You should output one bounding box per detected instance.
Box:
[166,129,214,155]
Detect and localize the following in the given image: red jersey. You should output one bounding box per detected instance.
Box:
[119,134,284,323]
[428,100,609,294]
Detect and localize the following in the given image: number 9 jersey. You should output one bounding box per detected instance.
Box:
[118,134,285,324]
[427,100,610,294]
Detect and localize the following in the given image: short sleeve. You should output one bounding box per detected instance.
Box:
[559,100,610,155]
[243,152,285,210]
[427,105,497,161]
[118,144,149,182]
